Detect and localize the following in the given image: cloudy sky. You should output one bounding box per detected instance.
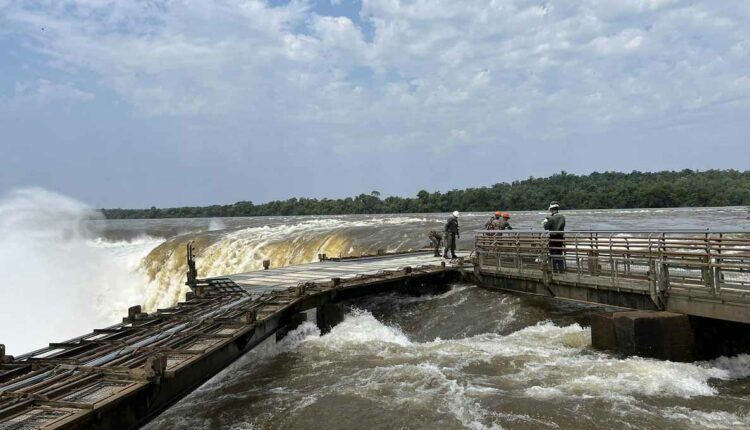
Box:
[1,0,749,208]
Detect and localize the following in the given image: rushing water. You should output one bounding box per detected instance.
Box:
[145,287,750,430]
[1,188,749,429]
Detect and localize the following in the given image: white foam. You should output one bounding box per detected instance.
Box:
[524,386,564,399]
[312,317,742,402]
[663,406,750,428]
[304,309,412,350]
[336,363,502,430]
[708,354,750,379]
[207,218,226,231]
[0,188,157,355]
[197,321,320,392]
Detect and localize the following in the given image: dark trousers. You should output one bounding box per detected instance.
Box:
[444,233,457,256]
[429,236,442,256]
[550,238,566,273]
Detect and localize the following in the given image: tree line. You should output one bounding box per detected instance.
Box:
[101,169,750,219]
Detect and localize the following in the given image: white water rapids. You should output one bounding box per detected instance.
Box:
[146,289,750,429]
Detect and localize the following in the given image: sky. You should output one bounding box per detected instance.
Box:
[1,0,749,208]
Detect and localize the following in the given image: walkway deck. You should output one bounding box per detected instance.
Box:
[223,252,464,295]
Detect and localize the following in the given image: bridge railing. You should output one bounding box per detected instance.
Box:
[474,230,750,303]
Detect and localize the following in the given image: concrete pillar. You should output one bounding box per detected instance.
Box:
[242,309,257,324]
[590,312,618,351]
[689,316,750,360]
[0,344,9,363]
[295,283,306,297]
[127,305,142,321]
[316,303,345,334]
[591,310,695,362]
[276,312,308,341]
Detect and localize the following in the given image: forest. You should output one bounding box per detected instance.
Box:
[102,169,750,219]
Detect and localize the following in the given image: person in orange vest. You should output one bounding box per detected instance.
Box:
[485,211,503,230]
[497,212,513,230]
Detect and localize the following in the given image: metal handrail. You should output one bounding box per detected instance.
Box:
[473,229,750,234]
[474,230,750,307]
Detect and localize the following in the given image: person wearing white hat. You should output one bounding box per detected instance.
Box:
[443,211,460,259]
[543,201,566,272]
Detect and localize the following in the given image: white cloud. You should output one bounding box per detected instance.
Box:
[1,0,749,150]
[1,79,93,108]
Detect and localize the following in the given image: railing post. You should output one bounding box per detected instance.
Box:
[516,234,523,276]
[186,241,198,289]
[659,233,670,297]
[713,233,723,294]
[575,234,581,279]
[703,233,715,294]
[586,232,599,276]
[609,233,616,286]
[624,236,631,276]
[544,232,553,285]
[648,259,663,309]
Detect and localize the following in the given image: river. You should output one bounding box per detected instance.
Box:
[1,189,749,429]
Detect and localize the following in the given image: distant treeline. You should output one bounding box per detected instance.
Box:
[102,170,750,219]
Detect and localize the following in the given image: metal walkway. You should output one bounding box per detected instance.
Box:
[0,251,467,430]
[475,230,750,323]
[224,252,464,295]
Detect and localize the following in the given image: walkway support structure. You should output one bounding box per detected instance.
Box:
[475,230,750,323]
[474,229,750,361]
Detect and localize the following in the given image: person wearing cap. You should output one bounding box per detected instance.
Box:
[543,201,566,272]
[443,211,460,259]
[497,212,513,230]
[485,211,503,230]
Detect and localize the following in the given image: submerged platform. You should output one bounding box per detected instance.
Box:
[0,252,469,430]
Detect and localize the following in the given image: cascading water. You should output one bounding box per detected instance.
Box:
[0,188,160,355]
[137,216,443,311]
[0,188,461,353]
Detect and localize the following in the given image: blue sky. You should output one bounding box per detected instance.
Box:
[1,0,749,208]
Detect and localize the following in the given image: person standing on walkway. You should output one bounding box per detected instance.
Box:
[543,201,566,272]
[428,230,443,257]
[443,211,460,259]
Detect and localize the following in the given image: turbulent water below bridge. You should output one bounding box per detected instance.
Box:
[145,285,750,430]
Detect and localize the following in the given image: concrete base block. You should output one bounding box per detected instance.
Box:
[590,312,617,351]
[690,316,750,360]
[316,303,345,334]
[591,310,695,362]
